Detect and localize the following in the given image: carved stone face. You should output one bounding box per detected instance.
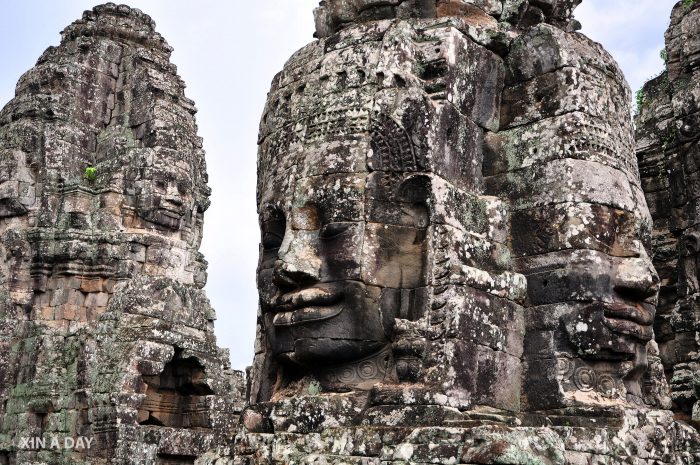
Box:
[515,201,657,352]
[539,252,658,379]
[132,159,194,231]
[519,168,659,402]
[564,257,657,360]
[514,157,659,405]
[490,25,662,406]
[258,169,429,369]
[255,14,509,398]
[0,151,31,218]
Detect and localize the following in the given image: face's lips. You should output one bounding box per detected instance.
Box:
[156,207,184,219]
[602,302,654,342]
[273,306,343,327]
[275,287,342,312]
[272,287,343,327]
[603,317,653,342]
[603,302,654,325]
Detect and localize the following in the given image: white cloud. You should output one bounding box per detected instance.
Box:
[576,0,676,93]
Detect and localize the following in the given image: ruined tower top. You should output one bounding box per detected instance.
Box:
[60,3,171,53]
[313,0,584,38]
[0,0,211,252]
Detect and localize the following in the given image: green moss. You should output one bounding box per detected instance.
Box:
[506,141,525,171]
[496,247,512,270]
[673,75,691,92]
[501,447,550,465]
[662,130,678,152]
[83,166,97,183]
[683,0,697,8]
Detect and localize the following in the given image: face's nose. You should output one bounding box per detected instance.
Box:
[164,181,183,206]
[273,229,321,292]
[613,254,660,302]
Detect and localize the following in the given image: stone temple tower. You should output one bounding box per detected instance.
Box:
[0,4,242,465]
[636,0,700,425]
[202,0,700,463]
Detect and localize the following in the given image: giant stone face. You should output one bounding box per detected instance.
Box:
[255,5,664,411]
[0,5,238,464]
[490,24,662,407]
[256,39,435,385]
[0,151,33,218]
[130,153,197,232]
[258,171,430,368]
[253,11,526,402]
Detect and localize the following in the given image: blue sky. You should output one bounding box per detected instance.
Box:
[0,0,678,370]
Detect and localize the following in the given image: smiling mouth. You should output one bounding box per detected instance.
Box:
[272,287,343,327]
[156,207,184,219]
[603,303,654,342]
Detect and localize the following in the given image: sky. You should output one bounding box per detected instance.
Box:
[0,0,679,371]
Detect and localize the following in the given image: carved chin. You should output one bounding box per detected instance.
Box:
[276,337,386,367]
[564,302,652,362]
[138,208,184,230]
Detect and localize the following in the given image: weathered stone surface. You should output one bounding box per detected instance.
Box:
[312,0,583,39]
[636,0,700,427]
[197,1,700,464]
[0,4,243,464]
[251,11,525,416]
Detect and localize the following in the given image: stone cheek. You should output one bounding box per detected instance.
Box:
[0,4,242,465]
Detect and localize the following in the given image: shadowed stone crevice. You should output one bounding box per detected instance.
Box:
[156,454,196,465]
[139,348,215,429]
